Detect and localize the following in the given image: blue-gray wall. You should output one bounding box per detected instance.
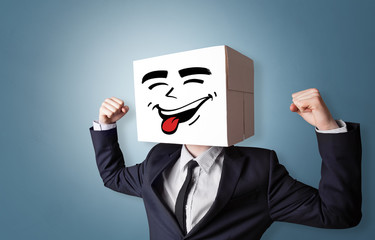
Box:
[1,0,373,239]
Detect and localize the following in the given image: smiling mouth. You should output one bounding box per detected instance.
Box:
[152,94,213,134]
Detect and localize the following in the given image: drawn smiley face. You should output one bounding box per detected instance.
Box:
[142,67,217,134]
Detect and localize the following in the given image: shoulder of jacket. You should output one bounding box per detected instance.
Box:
[152,143,181,151]
[146,143,182,157]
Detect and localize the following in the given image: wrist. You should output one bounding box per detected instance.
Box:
[99,119,115,125]
[99,116,115,125]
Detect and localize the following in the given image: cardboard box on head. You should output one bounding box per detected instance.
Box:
[133,45,254,147]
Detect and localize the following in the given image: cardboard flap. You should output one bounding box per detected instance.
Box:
[244,93,254,138]
[225,46,254,93]
[227,91,244,145]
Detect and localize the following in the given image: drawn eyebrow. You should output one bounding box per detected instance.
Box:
[178,67,211,78]
[142,70,168,83]
[183,79,204,85]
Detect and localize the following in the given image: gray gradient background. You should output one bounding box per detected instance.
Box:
[0,0,373,239]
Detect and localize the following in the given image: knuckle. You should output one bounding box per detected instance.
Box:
[312,96,321,104]
[113,97,124,105]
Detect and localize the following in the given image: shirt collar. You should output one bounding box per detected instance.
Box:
[180,145,223,174]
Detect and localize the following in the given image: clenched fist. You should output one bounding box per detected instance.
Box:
[290,88,339,131]
[99,97,129,124]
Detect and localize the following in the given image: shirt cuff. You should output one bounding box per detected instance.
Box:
[315,120,347,134]
[93,120,117,131]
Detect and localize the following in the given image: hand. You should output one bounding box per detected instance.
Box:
[290,88,339,130]
[99,97,129,124]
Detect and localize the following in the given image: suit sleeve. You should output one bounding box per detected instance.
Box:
[267,122,362,228]
[90,127,152,198]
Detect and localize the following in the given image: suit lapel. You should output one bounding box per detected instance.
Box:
[149,146,181,184]
[149,145,185,236]
[186,146,247,237]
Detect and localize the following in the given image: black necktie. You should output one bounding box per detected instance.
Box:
[175,160,198,234]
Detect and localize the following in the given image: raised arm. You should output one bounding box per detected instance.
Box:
[90,97,145,197]
[268,89,362,228]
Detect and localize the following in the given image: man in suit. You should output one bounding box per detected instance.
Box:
[90,88,361,240]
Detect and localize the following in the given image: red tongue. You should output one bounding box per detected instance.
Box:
[162,117,180,133]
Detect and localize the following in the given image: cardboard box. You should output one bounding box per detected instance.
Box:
[133,45,254,147]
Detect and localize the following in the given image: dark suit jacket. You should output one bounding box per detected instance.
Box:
[90,123,362,240]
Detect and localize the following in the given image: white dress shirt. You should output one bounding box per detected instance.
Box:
[92,119,347,232]
[161,145,224,232]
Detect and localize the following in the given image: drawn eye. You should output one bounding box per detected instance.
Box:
[183,79,204,85]
[149,82,168,90]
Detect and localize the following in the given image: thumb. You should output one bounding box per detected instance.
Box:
[290,103,299,112]
[111,105,129,123]
[122,105,129,113]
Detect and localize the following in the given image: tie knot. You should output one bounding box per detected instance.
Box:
[187,160,198,170]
